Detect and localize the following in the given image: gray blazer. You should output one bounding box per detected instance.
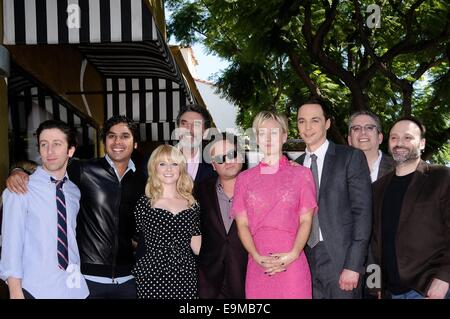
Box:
[296,141,373,274]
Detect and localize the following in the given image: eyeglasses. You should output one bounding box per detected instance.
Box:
[212,150,238,164]
[350,124,378,134]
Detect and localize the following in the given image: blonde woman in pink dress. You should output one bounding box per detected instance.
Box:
[231,111,317,299]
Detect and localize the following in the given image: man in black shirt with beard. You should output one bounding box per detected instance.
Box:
[372,117,450,299]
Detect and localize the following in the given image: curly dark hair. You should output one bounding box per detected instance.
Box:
[101,115,139,144]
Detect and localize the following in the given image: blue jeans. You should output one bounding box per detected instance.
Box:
[391,289,450,299]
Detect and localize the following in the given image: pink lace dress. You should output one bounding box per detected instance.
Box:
[231,156,317,299]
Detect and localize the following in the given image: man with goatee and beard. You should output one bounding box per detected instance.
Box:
[371,117,450,299]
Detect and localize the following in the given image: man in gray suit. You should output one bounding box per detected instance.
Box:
[348,111,395,299]
[348,111,394,182]
[295,99,372,299]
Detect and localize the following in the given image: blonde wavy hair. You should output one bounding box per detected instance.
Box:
[145,144,196,206]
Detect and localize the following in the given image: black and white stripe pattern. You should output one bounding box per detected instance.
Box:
[9,85,97,152]
[138,122,177,142]
[3,0,157,45]
[77,40,179,79]
[105,77,192,141]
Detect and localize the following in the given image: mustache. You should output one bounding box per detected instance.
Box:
[392,146,410,152]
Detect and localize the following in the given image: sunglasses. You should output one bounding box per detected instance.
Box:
[212,150,238,164]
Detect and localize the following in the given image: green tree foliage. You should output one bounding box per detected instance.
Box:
[167,0,450,163]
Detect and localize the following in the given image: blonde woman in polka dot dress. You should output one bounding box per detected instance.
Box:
[132,145,201,299]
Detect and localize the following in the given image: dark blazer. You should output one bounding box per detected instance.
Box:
[295,141,373,274]
[377,152,395,180]
[372,161,450,296]
[194,161,216,185]
[194,176,247,299]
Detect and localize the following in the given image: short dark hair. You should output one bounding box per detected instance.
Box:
[36,120,77,149]
[298,97,332,120]
[348,110,382,132]
[101,115,139,144]
[391,116,426,138]
[176,104,213,129]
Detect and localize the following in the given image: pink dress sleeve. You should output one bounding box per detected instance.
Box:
[231,173,247,218]
[299,168,318,216]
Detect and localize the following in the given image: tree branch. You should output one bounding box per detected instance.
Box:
[358,0,449,85]
[413,56,446,80]
[353,0,413,114]
[199,0,241,55]
[302,0,313,46]
[288,50,322,98]
[302,0,367,110]
[312,0,339,53]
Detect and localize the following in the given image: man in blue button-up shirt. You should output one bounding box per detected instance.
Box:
[0,120,89,299]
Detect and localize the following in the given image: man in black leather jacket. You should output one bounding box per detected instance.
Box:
[6,116,146,298]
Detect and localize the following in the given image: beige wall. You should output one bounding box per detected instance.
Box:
[7,45,104,127]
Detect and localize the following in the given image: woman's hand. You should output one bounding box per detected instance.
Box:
[251,253,275,270]
[264,251,300,276]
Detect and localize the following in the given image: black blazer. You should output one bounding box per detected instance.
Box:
[296,141,373,274]
[194,176,247,299]
[377,152,395,180]
[194,161,216,185]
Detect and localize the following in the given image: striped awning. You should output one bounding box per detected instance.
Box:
[3,0,199,142]
[3,0,158,45]
[2,0,191,93]
[105,77,188,141]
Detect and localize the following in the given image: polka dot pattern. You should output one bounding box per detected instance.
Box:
[132,195,201,299]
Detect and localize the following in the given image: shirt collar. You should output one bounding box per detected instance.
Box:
[374,150,383,168]
[259,155,289,168]
[305,139,329,160]
[216,179,233,201]
[104,154,136,173]
[35,166,69,182]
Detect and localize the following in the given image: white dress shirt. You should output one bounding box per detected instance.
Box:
[303,139,330,242]
[370,150,383,183]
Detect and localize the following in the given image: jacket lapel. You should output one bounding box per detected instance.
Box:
[295,153,306,165]
[377,153,394,180]
[319,142,336,197]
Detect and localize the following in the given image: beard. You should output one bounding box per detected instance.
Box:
[390,146,421,164]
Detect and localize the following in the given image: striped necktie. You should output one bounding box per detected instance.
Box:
[51,177,69,270]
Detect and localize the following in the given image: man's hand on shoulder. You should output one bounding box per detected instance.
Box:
[6,169,30,194]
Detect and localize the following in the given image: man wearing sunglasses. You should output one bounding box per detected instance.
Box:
[348,111,394,182]
[194,133,247,299]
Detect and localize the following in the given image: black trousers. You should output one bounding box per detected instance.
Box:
[23,289,35,299]
[86,278,136,299]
